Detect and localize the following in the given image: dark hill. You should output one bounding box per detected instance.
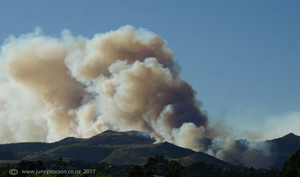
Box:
[270,133,300,155]
[0,130,232,168]
[101,142,195,165]
[268,133,300,168]
[179,152,233,168]
[1,131,300,169]
[55,130,155,146]
[193,133,300,169]
[55,137,84,145]
[84,130,155,145]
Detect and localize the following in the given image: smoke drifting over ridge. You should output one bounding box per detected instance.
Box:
[0,26,272,168]
[0,26,209,143]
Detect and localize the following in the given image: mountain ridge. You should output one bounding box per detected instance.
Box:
[0,130,233,168]
[0,131,299,169]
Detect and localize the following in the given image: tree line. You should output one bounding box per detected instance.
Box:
[0,148,299,177]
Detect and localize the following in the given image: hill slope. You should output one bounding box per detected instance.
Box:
[1,131,300,169]
[179,152,233,167]
[268,133,300,168]
[101,142,195,165]
[0,130,231,168]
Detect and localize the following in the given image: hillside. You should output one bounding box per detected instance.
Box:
[101,142,195,165]
[268,133,300,168]
[84,130,155,145]
[1,131,299,169]
[55,130,155,145]
[179,152,233,168]
[193,133,300,169]
[0,130,231,168]
[269,133,300,155]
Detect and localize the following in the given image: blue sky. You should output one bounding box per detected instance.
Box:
[1,0,299,139]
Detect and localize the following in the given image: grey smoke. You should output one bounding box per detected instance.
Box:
[0,26,272,168]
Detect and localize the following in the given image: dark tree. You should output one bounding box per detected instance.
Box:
[143,157,157,177]
[154,154,169,165]
[0,163,13,177]
[164,160,185,177]
[278,148,300,177]
[52,157,67,170]
[16,160,46,177]
[51,157,67,177]
[125,165,144,177]
[17,159,46,171]
[35,160,46,171]
[188,161,214,177]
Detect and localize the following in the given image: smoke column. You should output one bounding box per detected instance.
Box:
[0,26,271,168]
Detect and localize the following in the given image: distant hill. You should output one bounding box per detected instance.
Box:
[269,133,300,155]
[1,131,298,169]
[195,133,300,169]
[84,130,156,145]
[268,133,300,168]
[178,152,233,168]
[101,142,196,165]
[0,130,231,168]
[55,130,155,145]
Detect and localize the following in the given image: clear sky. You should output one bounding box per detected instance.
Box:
[1,0,299,140]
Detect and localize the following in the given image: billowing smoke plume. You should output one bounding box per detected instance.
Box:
[0,26,271,168]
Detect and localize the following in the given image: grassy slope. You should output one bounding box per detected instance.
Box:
[178,152,233,167]
[0,142,196,165]
[0,131,233,167]
[101,142,195,165]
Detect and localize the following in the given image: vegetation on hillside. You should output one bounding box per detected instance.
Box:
[0,155,280,177]
[1,131,299,170]
[1,132,299,176]
[278,148,300,177]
